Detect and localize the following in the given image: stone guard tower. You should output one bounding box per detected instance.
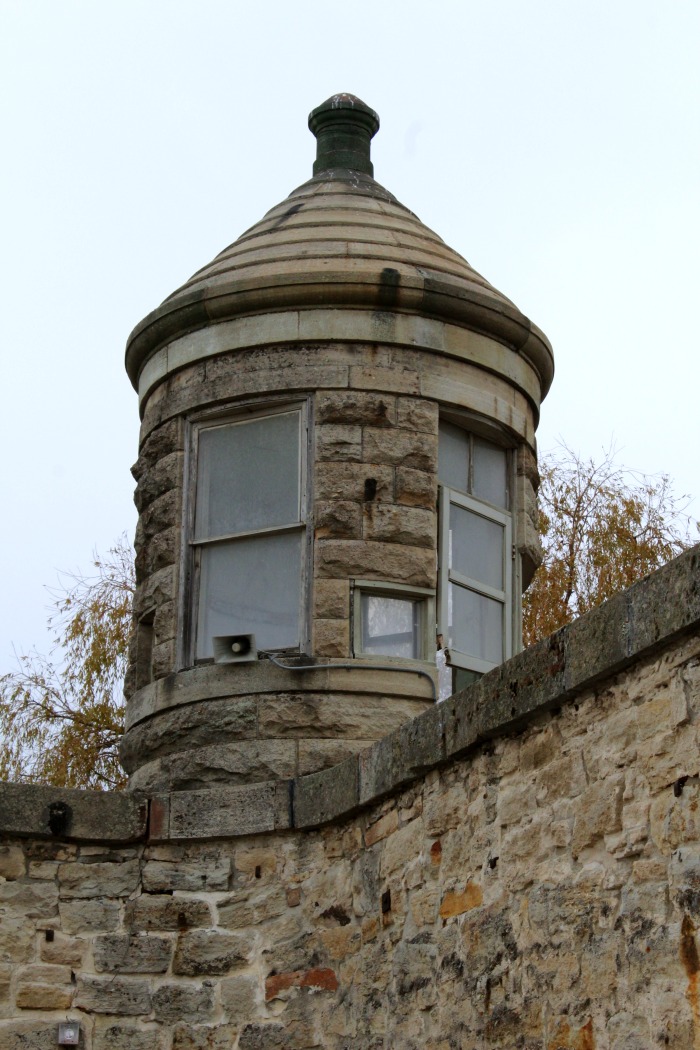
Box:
[120,94,553,794]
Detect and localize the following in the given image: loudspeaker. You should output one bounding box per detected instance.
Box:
[212,634,258,664]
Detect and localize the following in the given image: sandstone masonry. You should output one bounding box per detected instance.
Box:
[1,547,700,1047]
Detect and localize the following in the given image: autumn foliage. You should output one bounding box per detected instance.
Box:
[0,536,133,789]
[523,446,697,647]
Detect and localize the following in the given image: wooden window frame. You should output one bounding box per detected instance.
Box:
[437,419,517,678]
[351,579,436,664]
[179,397,312,667]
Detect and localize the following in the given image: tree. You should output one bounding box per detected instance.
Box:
[0,536,134,790]
[523,445,697,647]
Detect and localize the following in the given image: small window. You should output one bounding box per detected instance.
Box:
[353,581,435,662]
[438,422,513,687]
[188,405,308,660]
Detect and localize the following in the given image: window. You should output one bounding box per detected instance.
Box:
[438,421,513,682]
[188,405,308,661]
[353,581,435,662]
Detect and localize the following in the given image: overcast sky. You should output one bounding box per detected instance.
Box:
[1,0,698,666]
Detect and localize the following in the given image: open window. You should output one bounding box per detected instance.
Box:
[187,404,308,661]
[438,421,514,690]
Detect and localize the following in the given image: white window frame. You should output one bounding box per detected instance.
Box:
[352,580,436,663]
[182,399,311,665]
[437,421,515,677]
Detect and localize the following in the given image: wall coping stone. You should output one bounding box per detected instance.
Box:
[2,544,698,842]
[0,781,147,842]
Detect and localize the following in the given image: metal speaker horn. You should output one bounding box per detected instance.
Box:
[213,634,258,664]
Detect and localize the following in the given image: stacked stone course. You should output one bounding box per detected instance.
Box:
[3,549,700,1047]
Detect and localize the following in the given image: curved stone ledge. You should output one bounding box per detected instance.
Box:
[2,545,698,844]
[134,309,550,414]
[124,660,437,732]
[0,782,147,842]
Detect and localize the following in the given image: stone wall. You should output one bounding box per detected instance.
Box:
[2,547,700,1049]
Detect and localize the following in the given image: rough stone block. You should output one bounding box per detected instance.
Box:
[58,859,141,899]
[0,783,147,843]
[93,1024,164,1050]
[119,696,258,771]
[349,363,421,395]
[395,466,437,509]
[316,390,395,426]
[313,619,350,658]
[237,1024,288,1050]
[396,397,438,434]
[131,740,296,794]
[629,546,700,655]
[152,982,216,1024]
[134,450,183,512]
[313,579,350,620]
[298,739,368,776]
[59,898,121,934]
[140,488,180,540]
[0,845,25,880]
[315,424,362,461]
[167,782,291,839]
[15,964,74,1010]
[172,1024,238,1050]
[0,879,58,920]
[258,693,422,742]
[40,932,85,967]
[315,539,435,587]
[444,630,567,759]
[565,590,630,692]
[219,974,258,1017]
[173,930,250,976]
[124,895,212,932]
[315,462,393,503]
[362,426,436,471]
[93,933,172,973]
[293,757,359,829]
[74,975,152,1015]
[0,1022,61,1050]
[142,859,231,893]
[314,500,362,539]
[391,703,445,787]
[572,776,624,856]
[362,503,435,547]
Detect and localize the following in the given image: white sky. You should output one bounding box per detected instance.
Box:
[1,0,698,665]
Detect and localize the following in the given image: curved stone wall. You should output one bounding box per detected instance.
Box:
[123,333,541,790]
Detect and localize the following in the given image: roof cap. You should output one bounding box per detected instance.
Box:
[308,93,380,177]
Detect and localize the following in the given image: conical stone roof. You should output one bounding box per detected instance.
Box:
[125,94,553,401]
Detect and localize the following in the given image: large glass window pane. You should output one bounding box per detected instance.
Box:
[448,584,503,664]
[360,595,421,658]
[473,437,508,508]
[438,421,469,493]
[450,504,504,590]
[196,531,302,657]
[195,412,300,539]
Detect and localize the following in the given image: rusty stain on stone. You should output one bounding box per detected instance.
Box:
[439,881,483,919]
[547,1018,595,1049]
[265,967,339,1000]
[680,913,700,1043]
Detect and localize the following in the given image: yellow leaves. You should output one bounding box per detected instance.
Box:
[0,535,134,790]
[523,445,697,647]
